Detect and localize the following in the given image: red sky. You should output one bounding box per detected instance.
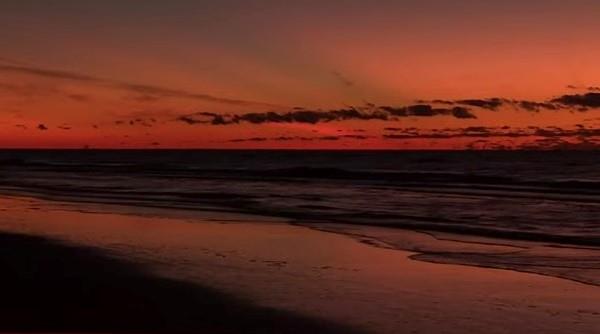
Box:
[1,1,600,149]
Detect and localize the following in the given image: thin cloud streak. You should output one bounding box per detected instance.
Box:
[0,62,282,108]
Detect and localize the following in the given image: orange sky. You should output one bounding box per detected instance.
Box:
[1,1,600,149]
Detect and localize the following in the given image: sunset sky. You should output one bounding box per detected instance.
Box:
[1,0,600,149]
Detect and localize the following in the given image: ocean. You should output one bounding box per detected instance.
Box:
[0,150,598,246]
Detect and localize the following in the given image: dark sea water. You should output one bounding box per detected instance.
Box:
[0,150,599,246]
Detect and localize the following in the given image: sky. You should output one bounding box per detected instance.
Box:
[1,0,600,149]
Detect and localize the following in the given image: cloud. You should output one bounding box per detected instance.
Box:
[0,62,280,108]
[177,104,476,126]
[454,98,506,110]
[451,107,477,119]
[466,139,515,150]
[340,134,372,140]
[422,97,561,112]
[176,112,228,125]
[37,124,48,131]
[380,105,477,118]
[515,100,559,111]
[331,71,354,87]
[566,85,600,92]
[112,116,157,127]
[0,83,58,97]
[227,125,599,148]
[551,93,600,108]
[229,137,269,142]
[177,108,387,125]
[4,59,597,134]
[129,118,156,127]
[237,108,390,124]
[383,126,600,140]
[177,115,205,125]
[0,82,94,103]
[227,134,374,142]
[517,137,600,150]
[426,99,455,105]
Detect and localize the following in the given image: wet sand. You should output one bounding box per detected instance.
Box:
[307,223,600,286]
[0,195,599,333]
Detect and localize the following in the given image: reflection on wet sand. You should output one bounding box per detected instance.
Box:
[0,195,599,334]
[307,223,600,286]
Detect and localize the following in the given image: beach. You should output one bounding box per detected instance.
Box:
[3,1,600,332]
[1,195,598,333]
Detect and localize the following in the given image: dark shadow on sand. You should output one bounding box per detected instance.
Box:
[0,232,365,333]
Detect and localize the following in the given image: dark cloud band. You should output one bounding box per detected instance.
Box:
[176,104,477,126]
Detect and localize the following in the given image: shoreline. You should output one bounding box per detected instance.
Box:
[2,190,599,286]
[2,186,599,246]
[1,195,599,333]
[303,223,600,287]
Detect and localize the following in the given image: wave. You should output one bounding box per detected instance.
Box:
[1,150,599,248]
[0,181,599,247]
[3,157,600,190]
